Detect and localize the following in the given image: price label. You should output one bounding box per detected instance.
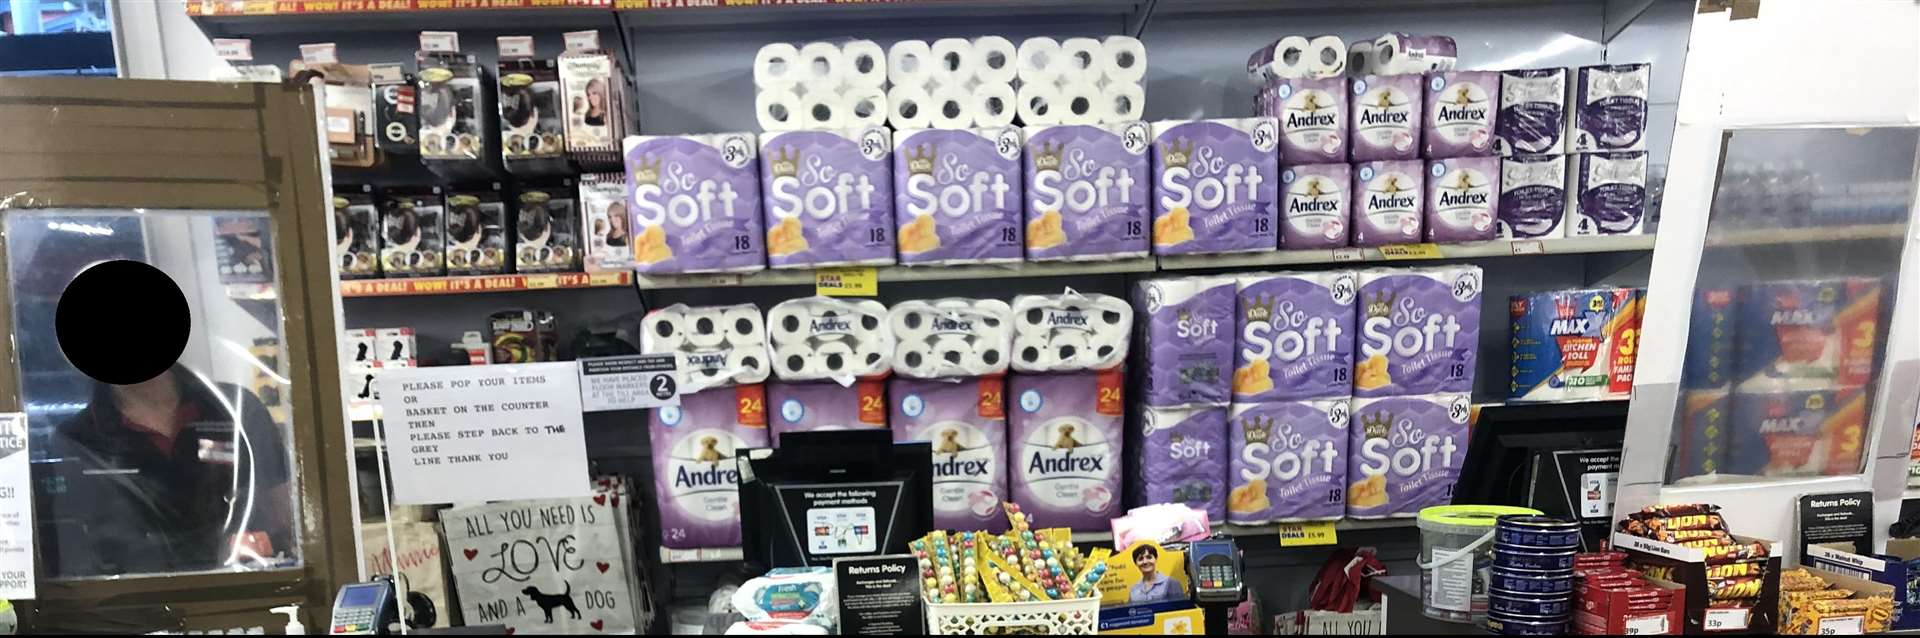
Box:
[1703,607,1749,631]
[299,43,338,65]
[815,267,879,297]
[497,36,535,58]
[1277,521,1338,547]
[1378,243,1444,260]
[212,38,253,61]
[587,271,624,286]
[578,355,679,412]
[564,30,601,53]
[1624,614,1668,635]
[419,31,460,53]
[1330,248,1366,262]
[523,274,560,289]
[1817,615,1863,635]
[1509,239,1546,255]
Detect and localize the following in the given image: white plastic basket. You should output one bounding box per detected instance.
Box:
[925,596,1103,634]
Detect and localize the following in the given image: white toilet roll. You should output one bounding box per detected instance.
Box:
[1347,40,1375,77]
[890,304,934,343]
[971,333,1008,373]
[686,308,726,347]
[1102,83,1144,123]
[929,84,973,129]
[1101,36,1147,84]
[728,347,770,385]
[888,40,934,88]
[931,38,976,85]
[841,39,887,88]
[769,304,811,343]
[931,335,972,367]
[1016,37,1064,85]
[1254,35,1312,81]
[888,84,934,129]
[756,88,802,131]
[800,91,846,128]
[1060,37,1104,78]
[815,341,856,375]
[775,344,817,378]
[845,86,889,128]
[642,311,687,352]
[973,82,1017,128]
[754,42,802,89]
[1307,35,1346,78]
[972,36,1018,84]
[798,41,844,87]
[1057,80,1102,125]
[1049,332,1090,366]
[723,306,764,342]
[1012,334,1053,372]
[894,341,939,377]
[1016,82,1060,126]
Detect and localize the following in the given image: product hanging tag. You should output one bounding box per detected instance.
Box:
[419,31,460,53]
[497,35,535,58]
[1278,521,1338,547]
[564,30,601,53]
[212,38,253,62]
[368,63,404,83]
[299,43,338,65]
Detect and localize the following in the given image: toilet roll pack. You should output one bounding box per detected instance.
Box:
[1345,393,1469,518]
[754,40,889,131]
[1496,154,1570,239]
[889,298,1013,378]
[768,380,889,447]
[1233,270,1358,402]
[1351,160,1425,246]
[1259,76,1348,165]
[1369,33,1458,75]
[1246,34,1347,82]
[768,296,894,381]
[1507,287,1644,403]
[1349,74,1423,162]
[1570,151,1648,236]
[1494,68,1570,156]
[649,385,770,549]
[1423,70,1499,159]
[1009,371,1124,531]
[1280,163,1352,248]
[1132,277,1236,407]
[890,376,1010,531]
[892,127,1025,265]
[641,303,773,394]
[1133,406,1228,521]
[1424,156,1500,243]
[1023,122,1151,261]
[1149,118,1281,255]
[887,36,1029,129]
[1354,265,1482,397]
[624,133,766,273]
[1011,36,1148,126]
[1571,63,1650,153]
[760,127,898,268]
[1011,292,1133,373]
[1227,398,1349,524]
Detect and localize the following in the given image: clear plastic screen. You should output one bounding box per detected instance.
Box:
[1666,127,1917,485]
[5,209,301,579]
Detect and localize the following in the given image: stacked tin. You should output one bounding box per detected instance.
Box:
[1484,515,1579,635]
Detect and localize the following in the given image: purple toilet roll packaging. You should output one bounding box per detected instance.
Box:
[1571,151,1647,236]
[767,379,888,447]
[1135,406,1228,521]
[1354,265,1482,397]
[1264,76,1348,165]
[1280,163,1351,248]
[889,377,1010,532]
[1352,160,1425,246]
[760,126,897,268]
[1572,63,1650,153]
[1233,270,1358,402]
[1425,156,1500,242]
[1494,68,1569,156]
[1009,371,1125,530]
[1023,122,1152,261]
[1132,276,1237,407]
[649,385,770,549]
[1228,398,1350,524]
[1497,154,1570,239]
[893,127,1025,265]
[1422,70,1499,159]
[624,133,766,274]
[1346,393,1469,519]
[1150,118,1281,255]
[1349,74,1423,162]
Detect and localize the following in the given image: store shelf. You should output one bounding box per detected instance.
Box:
[1159,235,1658,271]
[340,271,630,298]
[633,258,1157,290]
[1708,222,1910,247]
[660,546,744,564]
[1069,518,1417,543]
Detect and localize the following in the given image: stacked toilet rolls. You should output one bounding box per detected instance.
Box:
[887,37,1019,129]
[767,296,895,381]
[1013,36,1146,125]
[1358,33,1458,76]
[640,303,772,394]
[1247,34,1347,82]
[755,40,890,131]
[889,298,1013,378]
[1010,292,1133,373]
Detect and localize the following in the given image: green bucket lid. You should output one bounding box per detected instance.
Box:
[1417,504,1543,529]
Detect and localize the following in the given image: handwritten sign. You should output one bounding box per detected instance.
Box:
[379,363,590,505]
[441,484,639,635]
[0,414,32,599]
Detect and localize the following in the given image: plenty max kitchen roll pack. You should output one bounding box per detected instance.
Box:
[642,303,771,394]
[890,377,1009,532]
[1227,398,1350,524]
[1354,265,1483,397]
[893,127,1025,265]
[1024,121,1151,261]
[769,380,889,447]
[1346,393,1469,518]
[625,133,766,273]
[760,126,897,268]
[769,296,894,381]
[1010,371,1124,531]
[1132,276,1236,407]
[889,298,1013,378]
[650,386,770,549]
[1234,270,1358,402]
[1150,118,1281,255]
[1280,163,1351,248]
[1011,292,1133,373]
[1508,287,1644,403]
[1133,406,1228,521]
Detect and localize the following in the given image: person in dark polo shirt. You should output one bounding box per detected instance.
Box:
[39,364,294,578]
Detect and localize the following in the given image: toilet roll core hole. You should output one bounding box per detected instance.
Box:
[899,100,920,119]
[1281,47,1304,67]
[785,354,806,372]
[853,55,876,75]
[1071,51,1094,70]
[861,315,880,330]
[1101,310,1123,325]
[1114,52,1136,70]
[1110,95,1133,116]
[1057,344,1079,359]
[1025,308,1045,324]
[942,100,964,119]
[809,56,833,78]
[782,315,802,333]
[1027,96,1050,116]
[865,352,883,365]
[654,320,676,338]
[905,351,923,367]
[942,350,964,364]
[904,313,923,329]
[1319,47,1341,67]
[942,51,964,73]
[1069,96,1092,115]
[985,51,1008,70]
[695,316,717,334]
[767,58,790,77]
[853,99,878,119]
[767,103,791,123]
[985,96,1006,114]
[810,102,836,123]
[734,317,756,335]
[899,54,922,74]
[824,352,846,370]
[981,350,1001,366]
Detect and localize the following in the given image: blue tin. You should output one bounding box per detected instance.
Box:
[1485,612,1570,636]
[1489,566,1573,594]
[1494,515,1581,548]
[1488,589,1573,617]
[1492,546,1577,571]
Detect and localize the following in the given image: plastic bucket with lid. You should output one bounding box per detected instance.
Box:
[1416,504,1542,623]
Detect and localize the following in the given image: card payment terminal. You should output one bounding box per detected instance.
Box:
[329,578,400,635]
[1186,537,1244,634]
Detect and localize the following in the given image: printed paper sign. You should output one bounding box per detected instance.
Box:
[578,355,679,412]
[441,490,638,635]
[0,414,32,599]
[380,362,591,504]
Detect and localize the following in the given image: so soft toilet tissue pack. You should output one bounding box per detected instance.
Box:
[624,133,766,274]
[768,296,894,382]
[893,126,1025,265]
[760,126,897,269]
[1149,118,1281,255]
[1132,276,1236,408]
[889,298,1013,379]
[1011,292,1133,373]
[1024,121,1151,261]
[641,303,771,394]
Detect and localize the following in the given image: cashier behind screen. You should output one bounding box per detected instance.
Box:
[40,365,294,577]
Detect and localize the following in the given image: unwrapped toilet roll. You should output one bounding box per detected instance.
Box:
[1347,40,1375,77]
[756,88,802,131]
[799,91,846,128]
[888,39,934,87]
[1057,80,1102,125]
[754,42,802,88]
[1017,82,1060,125]
[888,298,1013,378]
[1102,83,1145,123]
[888,84,933,129]
[840,39,887,88]
[768,296,894,381]
[1016,37,1064,85]
[1060,37,1104,77]
[641,303,770,393]
[931,38,977,85]
[973,36,1018,84]
[929,85,973,129]
[1009,292,1132,372]
[798,41,845,87]
[845,85,889,128]
[1101,36,1147,84]
[974,82,1017,128]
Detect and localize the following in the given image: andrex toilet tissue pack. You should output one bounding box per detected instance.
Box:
[891,376,1010,532]
[1508,287,1644,403]
[768,379,888,447]
[1494,68,1569,156]
[1259,76,1348,166]
[1346,393,1469,519]
[893,127,1025,265]
[1497,154,1570,239]
[1370,33,1458,75]
[1572,63,1650,153]
[889,298,1013,378]
[650,385,769,549]
[641,303,772,394]
[1010,371,1124,531]
[1149,118,1281,255]
[1351,160,1425,246]
[1233,270,1358,402]
[1134,406,1228,521]
[624,133,766,273]
[1227,398,1350,524]
[768,296,894,382]
[1423,70,1499,159]
[1023,122,1151,261]
[1011,292,1133,373]
[1349,74,1422,162]
[1425,156,1500,243]
[1132,277,1236,407]
[1280,163,1351,248]
[1354,265,1483,397]
[1571,152,1648,236]
[760,126,897,268]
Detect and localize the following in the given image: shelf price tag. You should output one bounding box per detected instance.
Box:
[816,267,878,297]
[299,43,338,65]
[523,274,561,289]
[1623,614,1668,635]
[419,31,460,53]
[564,30,601,53]
[1509,240,1546,255]
[1330,248,1365,262]
[1277,521,1338,547]
[1378,243,1444,260]
[1816,615,1863,635]
[496,36,535,58]
[1703,607,1749,631]
[212,38,253,61]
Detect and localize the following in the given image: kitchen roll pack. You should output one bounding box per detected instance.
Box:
[1012,292,1133,373]
[650,385,770,549]
[1732,278,1882,390]
[760,126,897,267]
[1132,276,1237,407]
[1346,393,1469,519]
[1571,151,1648,236]
[1246,34,1347,82]
[1726,384,1868,477]
[890,376,1010,531]
[1494,68,1570,156]
[1671,388,1729,478]
[1508,287,1644,403]
[1227,398,1349,524]
[755,40,889,131]
[1024,122,1151,261]
[1259,76,1348,165]
[1370,33,1458,75]
[893,127,1025,264]
[1349,74,1423,162]
[1572,63,1650,153]
[641,303,772,394]
[624,133,767,273]
[1234,270,1358,402]
[1425,156,1500,242]
[1354,265,1483,397]
[1280,163,1351,248]
[1012,36,1147,126]
[1496,154,1570,239]
[768,380,889,447]
[1423,70,1499,158]
[889,298,1013,378]
[768,296,894,381]
[1351,160,1425,246]
[1150,118,1281,255]
[1009,371,1124,531]
[1134,406,1228,521]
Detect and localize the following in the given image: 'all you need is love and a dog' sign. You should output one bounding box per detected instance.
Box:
[441,482,640,634]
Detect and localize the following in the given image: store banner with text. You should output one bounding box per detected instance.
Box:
[441,489,639,635]
[379,363,590,504]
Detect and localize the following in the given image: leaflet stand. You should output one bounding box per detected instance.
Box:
[737,429,934,569]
